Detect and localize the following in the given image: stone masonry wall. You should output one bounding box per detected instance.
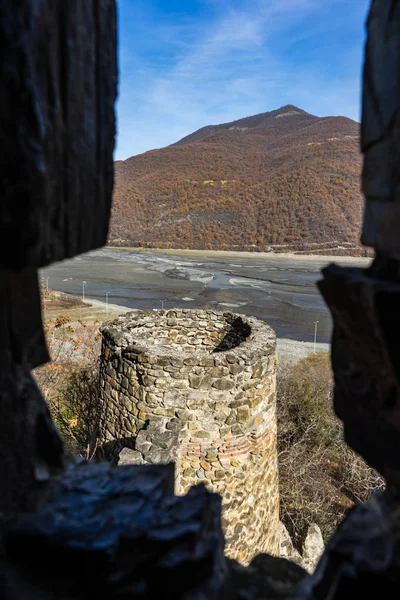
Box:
[97,309,279,564]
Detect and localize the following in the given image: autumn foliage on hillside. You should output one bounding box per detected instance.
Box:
[111,105,363,252]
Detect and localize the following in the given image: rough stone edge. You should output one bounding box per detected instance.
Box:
[100,309,277,363]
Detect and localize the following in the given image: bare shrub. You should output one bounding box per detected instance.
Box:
[277,351,384,548]
[34,316,102,458]
[333,447,385,504]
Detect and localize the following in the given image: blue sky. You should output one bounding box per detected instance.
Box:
[116,0,371,160]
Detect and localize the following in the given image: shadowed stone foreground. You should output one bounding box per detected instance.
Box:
[2,461,400,599]
[0,461,305,599]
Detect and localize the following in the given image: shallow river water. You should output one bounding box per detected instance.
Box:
[41,248,369,343]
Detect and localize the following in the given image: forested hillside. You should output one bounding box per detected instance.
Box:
[111,105,363,253]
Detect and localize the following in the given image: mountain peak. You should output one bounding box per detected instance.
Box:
[112,107,362,254]
[277,104,303,111]
[174,105,315,146]
[274,104,307,115]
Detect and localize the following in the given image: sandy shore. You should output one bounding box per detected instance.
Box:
[276,338,329,366]
[84,297,131,315]
[109,246,371,267]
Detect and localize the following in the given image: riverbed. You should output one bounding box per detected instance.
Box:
[41,248,370,343]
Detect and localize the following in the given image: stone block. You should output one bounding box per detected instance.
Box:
[176,409,196,421]
[118,448,144,466]
[237,407,250,423]
[212,378,235,391]
[183,468,195,477]
[198,375,214,389]
[163,392,186,408]
[189,375,202,389]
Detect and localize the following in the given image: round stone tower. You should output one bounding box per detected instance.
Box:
[98,309,279,564]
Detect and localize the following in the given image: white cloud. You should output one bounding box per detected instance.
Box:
[115,0,369,159]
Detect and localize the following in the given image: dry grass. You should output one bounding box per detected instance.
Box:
[277,352,384,548]
[36,287,130,457]
[35,288,105,457]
